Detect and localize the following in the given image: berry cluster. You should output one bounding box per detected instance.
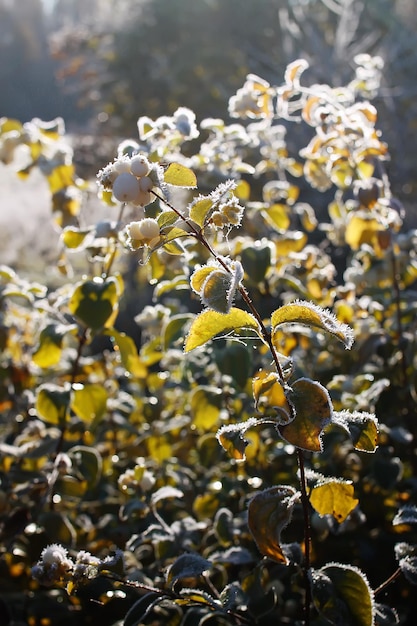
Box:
[97,154,156,206]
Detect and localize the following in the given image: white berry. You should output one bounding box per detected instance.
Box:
[113,173,141,202]
[130,156,150,177]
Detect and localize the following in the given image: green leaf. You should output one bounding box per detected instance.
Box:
[164,162,197,188]
[271,300,354,349]
[35,383,71,425]
[278,378,333,452]
[37,511,76,546]
[240,243,272,284]
[166,553,211,586]
[248,486,299,563]
[157,210,179,229]
[189,197,213,227]
[68,277,119,330]
[107,328,147,378]
[333,411,379,452]
[312,564,375,626]
[184,308,261,352]
[190,386,223,431]
[68,445,102,489]
[310,480,359,523]
[161,314,194,350]
[71,384,108,425]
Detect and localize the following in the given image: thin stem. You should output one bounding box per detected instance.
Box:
[390,247,408,388]
[151,190,285,379]
[103,202,126,278]
[374,567,402,596]
[297,448,312,625]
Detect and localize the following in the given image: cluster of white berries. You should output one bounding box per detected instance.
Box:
[97,154,156,206]
[32,543,124,588]
[125,217,161,250]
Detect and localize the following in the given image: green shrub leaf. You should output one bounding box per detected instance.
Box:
[312,564,375,626]
[248,486,299,563]
[333,411,379,452]
[35,383,71,425]
[69,277,119,330]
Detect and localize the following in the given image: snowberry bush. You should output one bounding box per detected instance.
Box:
[0,57,416,626]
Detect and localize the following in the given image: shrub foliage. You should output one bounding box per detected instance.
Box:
[0,57,416,625]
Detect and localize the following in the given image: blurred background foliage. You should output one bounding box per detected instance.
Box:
[1,0,417,222]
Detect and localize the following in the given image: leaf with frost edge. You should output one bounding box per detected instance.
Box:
[311,562,375,626]
[184,308,261,352]
[271,300,354,349]
[332,410,378,452]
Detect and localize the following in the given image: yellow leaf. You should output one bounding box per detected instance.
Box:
[164,162,197,188]
[271,300,354,349]
[345,214,384,251]
[184,308,261,352]
[190,197,213,227]
[252,370,292,422]
[262,203,290,231]
[71,384,108,425]
[310,481,359,523]
[190,386,222,431]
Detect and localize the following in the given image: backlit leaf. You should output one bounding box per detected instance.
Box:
[345,214,384,251]
[312,564,375,626]
[333,411,378,452]
[262,203,290,231]
[164,162,197,188]
[71,384,108,425]
[217,418,260,461]
[107,328,147,378]
[252,370,292,423]
[61,226,91,249]
[190,386,222,431]
[278,378,333,452]
[35,383,70,425]
[32,323,75,368]
[310,480,359,523]
[68,277,119,330]
[190,197,213,227]
[46,164,75,194]
[271,300,354,349]
[185,308,261,352]
[248,485,299,563]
